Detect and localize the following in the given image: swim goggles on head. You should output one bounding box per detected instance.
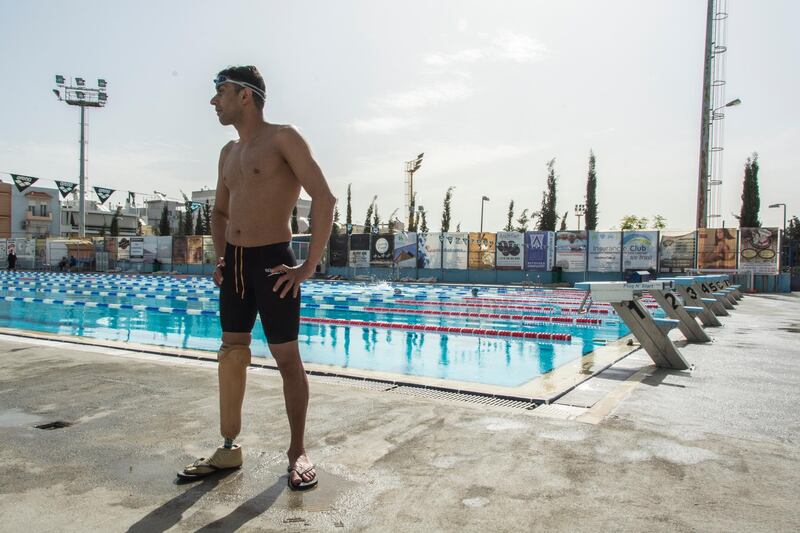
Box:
[213,75,266,100]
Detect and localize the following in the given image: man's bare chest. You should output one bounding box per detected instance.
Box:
[223,144,287,190]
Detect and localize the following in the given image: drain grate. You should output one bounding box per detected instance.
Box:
[35,421,73,430]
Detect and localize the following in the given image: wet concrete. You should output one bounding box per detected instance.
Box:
[0,293,799,532]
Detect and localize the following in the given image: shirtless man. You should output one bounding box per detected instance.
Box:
[178,66,335,490]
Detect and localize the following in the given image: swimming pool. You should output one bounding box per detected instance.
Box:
[0,272,635,388]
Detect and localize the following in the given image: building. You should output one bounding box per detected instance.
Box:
[11,184,61,238]
[190,188,311,232]
[60,197,140,237]
[145,198,183,235]
[0,183,11,238]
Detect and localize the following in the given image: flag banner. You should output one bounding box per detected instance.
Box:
[739,227,779,274]
[393,232,417,267]
[697,228,737,269]
[442,232,469,270]
[329,234,349,267]
[588,231,622,272]
[11,174,38,192]
[468,232,496,270]
[370,234,394,264]
[55,180,78,198]
[555,230,587,271]
[495,232,524,270]
[659,231,696,272]
[622,230,658,270]
[349,233,371,268]
[94,187,115,204]
[417,233,442,269]
[524,231,555,271]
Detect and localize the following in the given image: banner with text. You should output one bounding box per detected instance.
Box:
[555,231,587,272]
[117,237,131,261]
[622,230,658,270]
[156,237,172,263]
[739,227,779,274]
[524,231,554,271]
[659,231,696,272]
[495,231,524,270]
[171,236,188,264]
[442,232,469,270]
[588,231,622,272]
[187,236,204,264]
[417,233,442,269]
[348,233,371,268]
[370,233,394,265]
[129,237,144,261]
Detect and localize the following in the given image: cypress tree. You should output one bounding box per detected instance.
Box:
[515,208,529,232]
[202,200,212,235]
[559,210,568,231]
[419,208,428,233]
[408,191,417,231]
[363,197,375,233]
[372,205,380,231]
[537,159,558,231]
[158,204,171,236]
[585,150,598,230]
[739,153,761,227]
[346,184,352,225]
[110,207,121,236]
[441,186,454,232]
[194,209,204,235]
[505,200,515,231]
[332,205,340,234]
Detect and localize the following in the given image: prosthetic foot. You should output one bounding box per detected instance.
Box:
[178,344,251,480]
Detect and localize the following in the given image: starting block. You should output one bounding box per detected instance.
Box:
[661,277,722,327]
[575,281,690,370]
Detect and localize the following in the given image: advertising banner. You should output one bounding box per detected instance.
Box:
[117,237,131,261]
[468,232,496,270]
[588,231,622,272]
[697,228,737,269]
[496,232,524,270]
[659,231,696,272]
[0,241,6,265]
[393,232,417,267]
[328,234,349,267]
[349,233,371,268]
[129,237,144,261]
[156,237,172,263]
[104,237,118,258]
[35,239,46,267]
[172,236,188,264]
[442,232,469,270]
[739,227,779,274]
[622,230,658,270]
[417,233,442,269]
[370,233,394,265]
[202,236,216,264]
[524,231,554,271]
[186,236,203,264]
[139,237,157,264]
[555,231,587,271]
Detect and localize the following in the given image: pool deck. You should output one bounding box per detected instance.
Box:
[1,293,799,532]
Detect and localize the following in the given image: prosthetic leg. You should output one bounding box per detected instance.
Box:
[178,344,251,480]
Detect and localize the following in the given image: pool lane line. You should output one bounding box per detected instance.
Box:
[2,296,573,340]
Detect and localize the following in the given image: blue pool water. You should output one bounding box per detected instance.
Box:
[0,272,631,387]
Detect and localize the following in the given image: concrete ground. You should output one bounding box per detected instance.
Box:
[0,293,798,532]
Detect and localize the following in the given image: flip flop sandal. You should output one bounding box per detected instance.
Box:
[177,456,241,480]
[287,464,318,491]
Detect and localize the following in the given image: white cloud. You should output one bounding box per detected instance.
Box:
[349,116,422,134]
[457,18,469,32]
[424,30,546,66]
[377,81,473,110]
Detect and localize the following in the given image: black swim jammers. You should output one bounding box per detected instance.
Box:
[219,242,300,344]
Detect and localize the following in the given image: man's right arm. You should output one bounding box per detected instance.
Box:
[211,142,233,262]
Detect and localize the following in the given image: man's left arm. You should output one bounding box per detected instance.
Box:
[274,125,336,296]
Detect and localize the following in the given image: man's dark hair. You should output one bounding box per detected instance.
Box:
[217,65,266,110]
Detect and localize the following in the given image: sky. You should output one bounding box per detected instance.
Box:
[0,0,798,232]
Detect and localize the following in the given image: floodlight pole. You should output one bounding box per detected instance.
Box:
[54,75,108,237]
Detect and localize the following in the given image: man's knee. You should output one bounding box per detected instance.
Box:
[222,331,251,346]
[218,343,252,368]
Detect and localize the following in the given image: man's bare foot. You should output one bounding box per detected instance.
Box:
[287,450,317,490]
